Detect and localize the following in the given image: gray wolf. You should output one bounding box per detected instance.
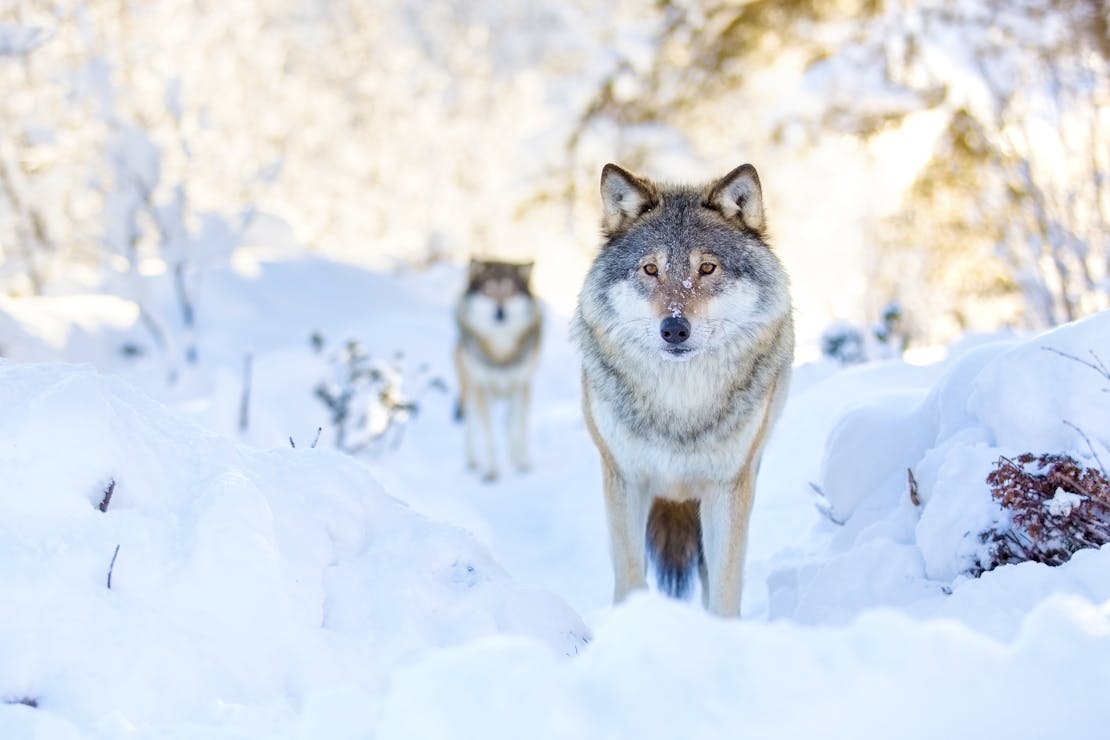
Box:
[571,163,794,617]
[455,259,542,482]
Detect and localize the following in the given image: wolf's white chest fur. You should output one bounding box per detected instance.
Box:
[458,294,539,395]
[586,355,767,497]
[458,348,536,395]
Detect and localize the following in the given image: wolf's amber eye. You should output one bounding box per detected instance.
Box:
[699,262,717,275]
[643,263,658,276]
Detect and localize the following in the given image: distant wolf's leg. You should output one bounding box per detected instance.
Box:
[603,465,650,603]
[509,383,532,472]
[700,471,755,618]
[473,386,499,482]
[463,397,479,470]
[698,554,710,610]
[456,348,478,469]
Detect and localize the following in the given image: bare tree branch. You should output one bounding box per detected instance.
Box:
[1042,346,1110,382]
[1064,420,1108,477]
[107,544,120,589]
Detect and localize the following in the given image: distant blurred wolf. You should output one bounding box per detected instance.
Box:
[572,163,794,617]
[455,259,542,482]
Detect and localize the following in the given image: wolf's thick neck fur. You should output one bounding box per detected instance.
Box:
[576,311,791,447]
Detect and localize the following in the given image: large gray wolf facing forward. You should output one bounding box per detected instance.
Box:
[456,259,542,482]
[572,163,794,617]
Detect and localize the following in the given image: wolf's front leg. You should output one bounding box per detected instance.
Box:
[471,387,499,482]
[462,392,479,471]
[602,465,650,603]
[700,471,756,617]
[457,349,478,471]
[508,384,532,473]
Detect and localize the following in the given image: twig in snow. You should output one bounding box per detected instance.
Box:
[808,482,845,526]
[239,353,253,433]
[289,427,323,449]
[1041,346,1110,389]
[908,468,921,506]
[3,696,37,708]
[1064,420,1108,477]
[98,480,116,513]
[107,544,120,589]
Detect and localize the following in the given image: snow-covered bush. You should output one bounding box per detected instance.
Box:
[820,301,907,365]
[976,453,1110,575]
[0,23,49,57]
[312,332,445,454]
[820,322,867,365]
[813,311,1110,584]
[101,121,243,375]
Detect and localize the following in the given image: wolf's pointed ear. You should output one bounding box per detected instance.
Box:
[600,163,657,236]
[517,261,534,285]
[705,164,765,233]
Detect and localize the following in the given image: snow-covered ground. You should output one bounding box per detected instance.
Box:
[2,254,1109,738]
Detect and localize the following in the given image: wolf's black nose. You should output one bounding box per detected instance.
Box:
[495,305,506,322]
[660,316,690,344]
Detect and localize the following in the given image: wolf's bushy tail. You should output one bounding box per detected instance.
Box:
[646,499,703,599]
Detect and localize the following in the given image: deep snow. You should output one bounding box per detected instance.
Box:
[2,255,1109,738]
[0,358,585,738]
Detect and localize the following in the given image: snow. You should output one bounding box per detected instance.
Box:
[2,257,1110,737]
[0,23,49,57]
[0,358,585,737]
[1048,488,1085,518]
[377,593,1110,740]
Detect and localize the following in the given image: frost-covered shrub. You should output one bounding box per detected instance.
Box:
[872,301,908,358]
[312,333,445,454]
[820,322,867,365]
[976,453,1110,575]
[820,302,907,365]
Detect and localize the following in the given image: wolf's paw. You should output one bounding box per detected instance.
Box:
[513,460,533,475]
[481,470,499,484]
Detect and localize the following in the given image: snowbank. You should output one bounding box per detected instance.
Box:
[817,312,1110,581]
[378,592,1110,740]
[366,311,1110,740]
[0,362,586,736]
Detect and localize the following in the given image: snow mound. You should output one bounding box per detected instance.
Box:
[818,312,1110,581]
[377,592,1110,740]
[0,362,586,736]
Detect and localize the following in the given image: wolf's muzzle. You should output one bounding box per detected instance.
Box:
[660,316,691,344]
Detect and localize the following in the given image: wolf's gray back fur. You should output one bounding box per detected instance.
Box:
[572,163,794,615]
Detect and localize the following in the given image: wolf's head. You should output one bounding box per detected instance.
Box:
[576,163,790,364]
[461,259,536,329]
